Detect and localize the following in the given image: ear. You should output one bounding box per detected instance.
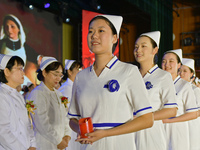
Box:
[4,68,11,78]
[190,72,194,78]
[42,70,47,78]
[153,47,158,55]
[177,63,181,69]
[112,34,118,44]
[67,69,72,77]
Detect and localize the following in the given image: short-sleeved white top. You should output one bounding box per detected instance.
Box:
[143,65,177,111]
[191,84,200,110]
[68,56,153,150]
[174,76,197,116]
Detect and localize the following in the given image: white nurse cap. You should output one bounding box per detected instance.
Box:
[182,58,195,72]
[97,14,123,38]
[65,59,75,70]
[0,54,12,70]
[40,56,58,71]
[140,31,161,48]
[165,49,182,62]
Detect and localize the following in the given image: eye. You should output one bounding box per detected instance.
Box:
[99,29,104,32]
[88,30,93,34]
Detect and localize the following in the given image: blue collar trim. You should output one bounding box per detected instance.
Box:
[108,59,118,69]
[174,76,181,85]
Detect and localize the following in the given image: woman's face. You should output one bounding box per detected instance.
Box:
[134,36,157,63]
[179,65,193,82]
[5,61,25,88]
[43,65,63,90]
[68,65,81,81]
[87,19,117,55]
[161,53,180,75]
[4,20,19,40]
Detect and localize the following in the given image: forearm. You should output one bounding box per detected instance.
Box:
[154,108,177,120]
[105,112,153,137]
[164,111,198,123]
[69,118,80,133]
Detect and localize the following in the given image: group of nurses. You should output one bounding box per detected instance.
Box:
[0,54,36,150]
[180,58,200,150]
[133,31,177,150]
[162,49,198,150]
[68,14,154,150]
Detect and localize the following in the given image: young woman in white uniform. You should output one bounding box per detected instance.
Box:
[133,31,178,150]
[162,49,198,150]
[28,56,71,150]
[0,54,36,150]
[179,58,200,150]
[59,59,82,150]
[68,15,154,150]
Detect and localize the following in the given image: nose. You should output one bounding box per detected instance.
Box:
[91,31,98,39]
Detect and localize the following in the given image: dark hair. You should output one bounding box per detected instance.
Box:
[3,16,20,32]
[0,56,24,83]
[37,62,64,81]
[139,35,158,64]
[89,16,118,53]
[63,61,82,80]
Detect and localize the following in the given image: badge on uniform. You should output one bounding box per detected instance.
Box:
[145,81,153,90]
[104,79,120,92]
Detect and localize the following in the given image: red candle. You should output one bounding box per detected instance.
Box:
[79,117,94,138]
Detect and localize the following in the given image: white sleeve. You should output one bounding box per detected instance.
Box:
[193,87,200,110]
[127,66,153,117]
[68,76,81,119]
[161,73,178,108]
[0,95,22,149]
[183,83,198,113]
[28,90,62,145]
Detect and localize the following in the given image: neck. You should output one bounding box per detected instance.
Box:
[171,73,178,81]
[94,53,113,76]
[43,81,54,91]
[139,60,155,77]
[6,82,18,89]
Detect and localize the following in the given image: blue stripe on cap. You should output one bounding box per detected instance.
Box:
[93,123,124,128]
[40,58,56,70]
[68,112,81,117]
[0,54,5,65]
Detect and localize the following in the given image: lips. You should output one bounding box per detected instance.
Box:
[91,41,100,46]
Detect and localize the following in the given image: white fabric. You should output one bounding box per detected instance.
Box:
[40,56,57,71]
[58,78,81,150]
[165,49,182,62]
[140,31,160,48]
[98,14,123,38]
[182,58,195,72]
[188,84,200,150]
[68,56,153,150]
[164,76,198,150]
[0,54,12,69]
[28,82,71,149]
[65,59,75,70]
[0,83,36,149]
[135,65,177,150]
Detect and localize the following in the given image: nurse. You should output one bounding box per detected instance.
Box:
[58,59,82,150]
[133,31,178,150]
[0,54,36,150]
[179,58,200,150]
[68,14,154,150]
[162,49,198,150]
[28,56,71,150]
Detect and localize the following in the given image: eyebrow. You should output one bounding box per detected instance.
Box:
[89,26,106,29]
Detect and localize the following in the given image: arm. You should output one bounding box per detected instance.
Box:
[154,108,177,120]
[0,96,22,149]
[163,111,198,123]
[76,112,153,144]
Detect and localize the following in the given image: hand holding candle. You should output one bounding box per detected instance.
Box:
[79,117,94,138]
